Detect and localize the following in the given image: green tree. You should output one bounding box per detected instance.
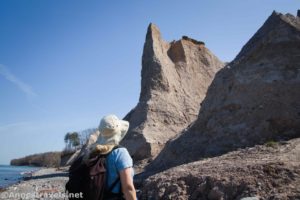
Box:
[64,132,80,150]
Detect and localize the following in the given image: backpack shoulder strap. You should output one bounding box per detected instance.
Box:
[107,176,120,192]
[112,145,123,151]
[105,145,125,194]
[103,145,123,157]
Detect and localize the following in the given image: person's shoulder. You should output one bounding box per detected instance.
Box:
[112,146,130,156]
[110,147,133,170]
[111,147,132,162]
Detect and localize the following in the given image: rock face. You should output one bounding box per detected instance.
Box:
[121,23,224,160]
[140,138,300,200]
[147,11,300,171]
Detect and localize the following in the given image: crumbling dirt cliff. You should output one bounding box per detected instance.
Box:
[122,23,224,160]
[147,11,300,172]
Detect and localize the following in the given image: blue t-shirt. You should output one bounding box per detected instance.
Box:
[106,147,134,193]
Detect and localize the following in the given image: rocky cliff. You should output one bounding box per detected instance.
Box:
[121,24,224,160]
[147,11,300,172]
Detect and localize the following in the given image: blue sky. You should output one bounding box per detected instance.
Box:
[0,0,298,164]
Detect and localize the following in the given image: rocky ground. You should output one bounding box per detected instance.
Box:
[0,167,69,200]
[2,138,300,200]
[138,138,300,200]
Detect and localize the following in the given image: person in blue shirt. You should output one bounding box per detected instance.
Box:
[87,114,136,200]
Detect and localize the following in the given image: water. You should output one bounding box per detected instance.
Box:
[0,165,40,189]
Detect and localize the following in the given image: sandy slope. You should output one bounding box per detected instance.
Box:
[140,138,300,200]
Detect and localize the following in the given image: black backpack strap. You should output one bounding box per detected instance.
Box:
[102,145,122,157]
[106,145,124,194]
[112,145,122,151]
[108,176,121,192]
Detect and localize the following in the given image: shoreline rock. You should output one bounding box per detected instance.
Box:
[0,167,69,200]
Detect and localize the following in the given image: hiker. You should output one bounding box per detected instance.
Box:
[88,114,137,200]
[66,114,136,200]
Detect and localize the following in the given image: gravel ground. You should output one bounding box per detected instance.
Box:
[0,167,70,200]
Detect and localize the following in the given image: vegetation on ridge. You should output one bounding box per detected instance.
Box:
[10,151,61,167]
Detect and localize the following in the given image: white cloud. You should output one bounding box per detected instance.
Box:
[0,64,38,98]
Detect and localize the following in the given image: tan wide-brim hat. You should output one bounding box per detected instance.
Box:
[96,114,129,146]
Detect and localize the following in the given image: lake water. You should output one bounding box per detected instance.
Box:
[0,165,40,189]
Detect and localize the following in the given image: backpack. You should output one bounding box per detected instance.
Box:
[65,146,124,200]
